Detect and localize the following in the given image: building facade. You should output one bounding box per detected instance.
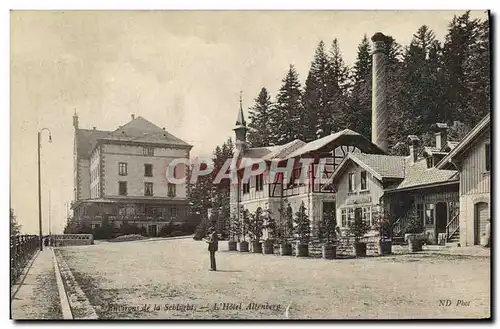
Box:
[70,113,192,236]
[323,128,460,245]
[436,114,491,246]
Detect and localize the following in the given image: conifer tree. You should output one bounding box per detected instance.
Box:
[326,38,350,134]
[273,65,305,144]
[346,35,372,139]
[293,202,311,244]
[442,11,482,125]
[247,88,275,147]
[302,41,330,141]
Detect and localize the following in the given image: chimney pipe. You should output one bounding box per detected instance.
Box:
[407,135,420,165]
[131,114,135,120]
[433,123,449,150]
[371,32,389,153]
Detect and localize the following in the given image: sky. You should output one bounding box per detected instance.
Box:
[10,10,488,235]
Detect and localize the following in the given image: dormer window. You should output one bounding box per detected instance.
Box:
[143,147,154,156]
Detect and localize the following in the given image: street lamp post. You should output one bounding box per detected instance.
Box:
[38,128,52,251]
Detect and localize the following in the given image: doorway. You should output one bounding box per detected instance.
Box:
[148,224,158,237]
[474,202,488,245]
[322,201,336,223]
[436,202,448,234]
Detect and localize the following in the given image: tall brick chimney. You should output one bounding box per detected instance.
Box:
[371,32,389,153]
[407,135,420,165]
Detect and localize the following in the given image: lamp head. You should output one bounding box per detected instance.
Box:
[48,134,52,143]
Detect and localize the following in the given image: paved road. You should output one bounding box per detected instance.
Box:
[56,238,490,319]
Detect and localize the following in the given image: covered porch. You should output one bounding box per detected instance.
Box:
[384,181,459,244]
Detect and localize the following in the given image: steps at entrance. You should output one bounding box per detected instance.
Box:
[447,229,460,244]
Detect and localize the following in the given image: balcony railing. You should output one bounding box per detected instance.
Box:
[79,215,180,222]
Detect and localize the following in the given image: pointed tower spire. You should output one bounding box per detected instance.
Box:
[73,109,79,129]
[233,90,248,145]
[235,90,246,126]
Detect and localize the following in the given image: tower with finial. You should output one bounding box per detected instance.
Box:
[233,91,248,154]
[73,109,79,130]
[230,91,248,226]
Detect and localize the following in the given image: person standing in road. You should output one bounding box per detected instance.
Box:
[204,226,218,271]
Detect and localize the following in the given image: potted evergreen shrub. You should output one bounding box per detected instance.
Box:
[238,208,250,252]
[372,205,393,256]
[277,203,293,256]
[294,202,311,257]
[227,214,239,251]
[262,207,276,255]
[248,207,264,253]
[319,209,337,259]
[405,207,425,252]
[347,211,371,257]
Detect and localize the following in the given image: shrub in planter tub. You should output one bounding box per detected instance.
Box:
[227,214,239,251]
[372,205,394,256]
[248,208,264,253]
[318,209,337,259]
[293,202,310,257]
[347,211,371,257]
[277,203,293,256]
[261,208,277,254]
[238,208,250,252]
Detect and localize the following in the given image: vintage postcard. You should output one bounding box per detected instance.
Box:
[10,10,491,320]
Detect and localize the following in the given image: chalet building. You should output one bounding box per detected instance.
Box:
[229,31,490,247]
[229,32,391,235]
[436,114,491,246]
[230,110,384,235]
[70,113,192,236]
[323,130,460,245]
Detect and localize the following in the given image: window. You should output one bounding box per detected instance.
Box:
[143,147,154,156]
[348,173,355,192]
[119,162,127,176]
[293,167,302,186]
[170,207,178,218]
[485,143,490,172]
[119,181,127,196]
[417,204,424,226]
[362,206,372,225]
[425,203,435,225]
[256,174,264,191]
[145,182,153,196]
[144,164,153,177]
[91,223,101,230]
[167,183,176,197]
[341,209,347,227]
[242,182,250,194]
[360,171,367,190]
[347,208,355,226]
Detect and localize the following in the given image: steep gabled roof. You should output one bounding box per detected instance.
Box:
[101,116,192,147]
[435,114,490,169]
[75,116,191,159]
[323,153,406,188]
[388,158,458,191]
[351,153,407,180]
[262,139,307,160]
[285,129,385,159]
[76,129,112,158]
[238,139,306,169]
